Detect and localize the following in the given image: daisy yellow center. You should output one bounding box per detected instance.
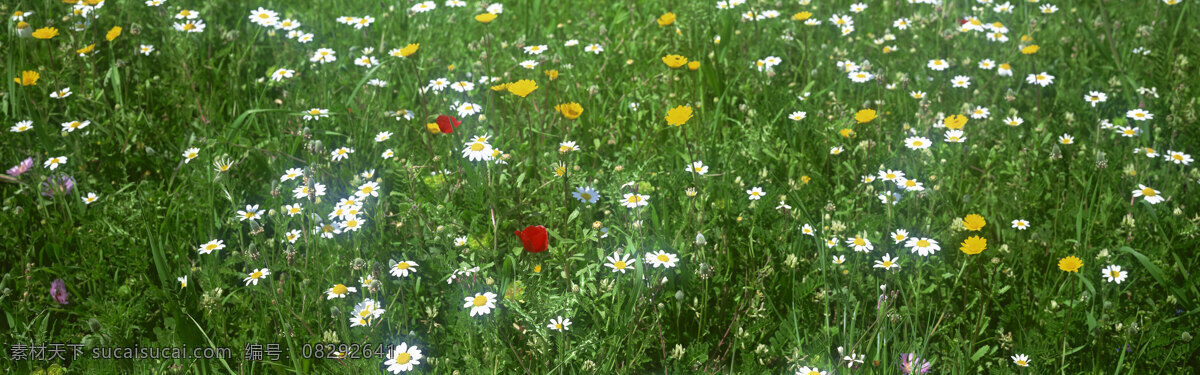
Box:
[322,225,335,233]
[396,262,410,270]
[627,196,641,203]
[916,240,930,247]
[396,352,412,364]
[472,295,488,307]
[895,235,906,241]
[258,13,270,19]
[885,173,896,179]
[337,149,347,155]
[1061,138,1071,144]
[1090,96,1100,101]
[331,284,348,294]
[187,152,197,158]
[881,261,893,267]
[250,271,263,279]
[751,192,760,196]
[560,146,571,152]
[657,254,670,262]
[309,109,321,115]
[244,212,255,218]
[71,122,81,128]
[1036,75,1046,80]
[856,73,866,79]
[1172,154,1183,160]
[1017,360,1027,366]
[1141,188,1156,196]
[470,143,485,151]
[183,23,196,30]
[580,193,592,200]
[1135,113,1145,118]
[950,137,960,141]
[345,220,358,228]
[1110,270,1120,278]
[613,260,627,269]
[854,238,865,246]
[808,371,821,375]
[362,186,373,194]
[555,323,563,329]
[180,10,191,16]
[905,180,917,187]
[205,244,218,250]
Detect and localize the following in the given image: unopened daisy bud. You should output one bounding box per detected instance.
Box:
[695,232,706,246]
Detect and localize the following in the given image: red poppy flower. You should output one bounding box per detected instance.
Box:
[436,115,461,134]
[514,225,548,253]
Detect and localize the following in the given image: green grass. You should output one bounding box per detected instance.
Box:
[3,0,1200,373]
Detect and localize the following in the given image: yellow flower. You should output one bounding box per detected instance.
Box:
[106,26,122,42]
[1058,256,1083,272]
[507,79,538,98]
[77,44,96,55]
[687,61,700,71]
[490,83,509,91]
[475,13,497,24]
[665,105,693,126]
[963,214,986,231]
[426,123,442,134]
[1021,45,1039,55]
[555,103,583,120]
[33,27,60,40]
[960,236,987,255]
[544,70,559,80]
[657,12,676,27]
[839,128,856,138]
[792,11,812,21]
[800,175,811,184]
[14,71,39,86]
[1020,35,1033,42]
[944,114,968,130]
[662,54,688,69]
[399,43,419,57]
[854,109,877,124]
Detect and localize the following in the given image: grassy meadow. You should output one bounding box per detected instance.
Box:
[3,0,1200,373]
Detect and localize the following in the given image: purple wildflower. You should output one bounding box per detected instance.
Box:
[900,353,932,374]
[40,174,75,197]
[6,157,34,177]
[50,279,69,305]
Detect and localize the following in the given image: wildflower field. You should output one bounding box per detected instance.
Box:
[4,0,1200,373]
